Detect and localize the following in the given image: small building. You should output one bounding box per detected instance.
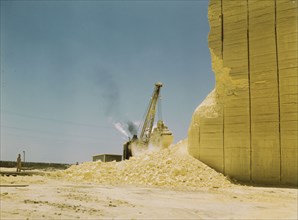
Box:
[92,154,122,162]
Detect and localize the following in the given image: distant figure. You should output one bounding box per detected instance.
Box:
[76,162,79,165]
[16,154,22,172]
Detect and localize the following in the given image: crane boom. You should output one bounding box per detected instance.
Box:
[139,82,163,144]
[123,82,173,160]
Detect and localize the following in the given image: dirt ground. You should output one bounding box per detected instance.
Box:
[0,170,297,220]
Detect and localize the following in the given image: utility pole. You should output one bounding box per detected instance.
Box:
[23,150,25,164]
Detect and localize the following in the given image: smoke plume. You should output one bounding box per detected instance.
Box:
[93,69,140,139]
[127,120,138,135]
[95,69,120,119]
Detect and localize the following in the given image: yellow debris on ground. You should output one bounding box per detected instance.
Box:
[51,140,232,190]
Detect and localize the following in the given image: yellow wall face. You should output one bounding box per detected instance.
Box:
[188,0,297,185]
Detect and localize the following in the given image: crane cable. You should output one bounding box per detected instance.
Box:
[137,90,154,135]
[157,92,162,121]
[137,86,163,136]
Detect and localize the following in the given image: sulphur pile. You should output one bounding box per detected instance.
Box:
[51,141,232,190]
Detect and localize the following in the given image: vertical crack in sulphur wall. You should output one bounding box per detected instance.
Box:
[220,0,224,60]
[188,0,297,185]
[274,0,282,184]
[220,0,225,175]
[276,0,297,185]
[246,0,252,182]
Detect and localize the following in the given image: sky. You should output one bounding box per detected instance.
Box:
[0,0,214,164]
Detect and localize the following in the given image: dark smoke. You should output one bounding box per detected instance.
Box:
[93,69,139,138]
[127,120,138,135]
[95,69,120,118]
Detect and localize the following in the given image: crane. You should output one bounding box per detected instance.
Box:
[139,82,163,144]
[123,82,173,160]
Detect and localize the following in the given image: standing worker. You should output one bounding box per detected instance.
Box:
[16,154,22,172]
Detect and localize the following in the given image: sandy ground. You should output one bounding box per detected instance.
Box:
[0,169,297,220]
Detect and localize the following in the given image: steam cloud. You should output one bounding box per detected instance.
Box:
[114,122,129,139]
[114,121,139,139]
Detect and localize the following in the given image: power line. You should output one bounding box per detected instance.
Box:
[1,125,119,141]
[1,110,114,129]
[2,132,119,145]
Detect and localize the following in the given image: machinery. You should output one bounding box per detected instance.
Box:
[123,82,174,160]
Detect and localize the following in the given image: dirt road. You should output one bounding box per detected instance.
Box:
[0,175,297,219]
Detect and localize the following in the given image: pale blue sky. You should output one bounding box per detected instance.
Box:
[1,0,214,163]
